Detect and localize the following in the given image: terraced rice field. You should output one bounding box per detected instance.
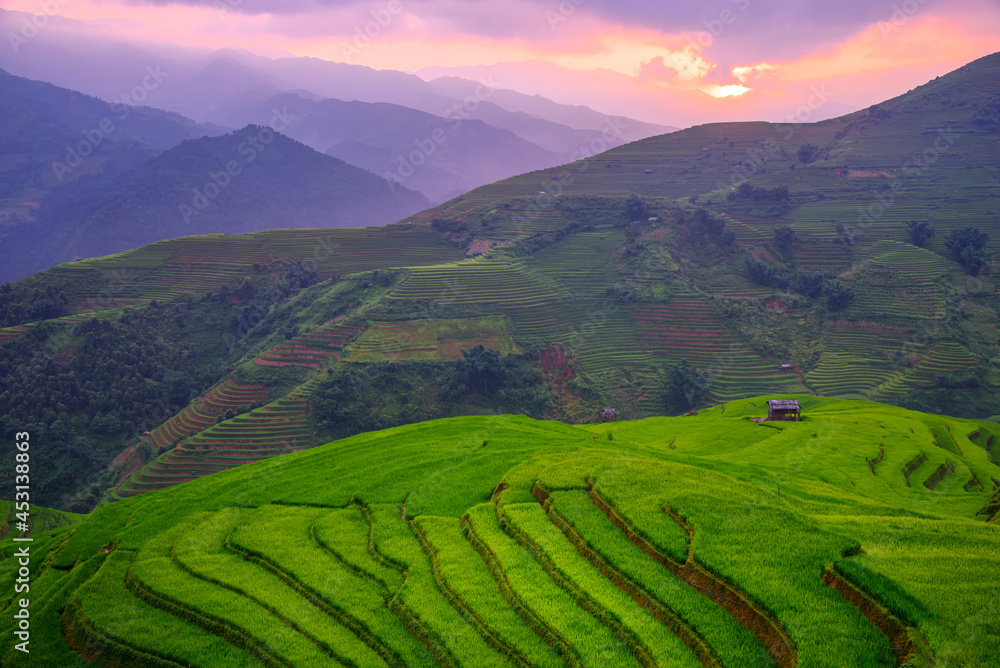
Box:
[345,317,517,361]
[561,309,654,375]
[117,377,321,497]
[0,501,82,539]
[35,227,466,314]
[805,326,918,398]
[521,229,627,299]
[8,399,998,667]
[254,323,362,370]
[790,240,855,272]
[146,379,269,450]
[874,340,979,400]
[845,262,946,320]
[0,325,29,345]
[867,240,953,280]
[389,258,562,307]
[631,296,802,400]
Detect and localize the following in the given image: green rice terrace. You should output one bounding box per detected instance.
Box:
[1,397,998,667]
[2,53,1000,515]
[345,317,518,362]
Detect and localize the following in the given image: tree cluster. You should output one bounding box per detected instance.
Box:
[0,307,208,507]
[944,226,993,275]
[773,224,797,254]
[677,207,736,247]
[824,281,855,311]
[728,182,790,203]
[797,144,820,164]
[905,220,936,248]
[624,193,651,223]
[0,282,70,327]
[663,362,709,414]
[744,254,855,309]
[313,351,549,440]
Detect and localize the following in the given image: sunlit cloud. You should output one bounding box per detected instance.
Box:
[705,84,751,98]
[0,0,997,127]
[732,63,777,84]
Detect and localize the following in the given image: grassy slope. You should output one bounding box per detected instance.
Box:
[1,397,997,667]
[4,52,1000,509]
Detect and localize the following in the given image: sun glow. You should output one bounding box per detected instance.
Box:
[705,84,750,98]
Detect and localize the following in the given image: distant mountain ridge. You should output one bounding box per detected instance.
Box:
[0,8,674,152]
[1,123,428,281]
[0,67,207,210]
[213,92,565,202]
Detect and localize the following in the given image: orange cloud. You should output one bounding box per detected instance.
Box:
[739,11,1000,86]
[3,0,997,127]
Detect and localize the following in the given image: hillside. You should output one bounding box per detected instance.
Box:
[1,54,1000,511]
[0,126,429,282]
[0,68,208,228]
[1,398,998,667]
[212,92,562,202]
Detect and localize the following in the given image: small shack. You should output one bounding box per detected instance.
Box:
[779,363,793,371]
[766,399,801,421]
[599,408,618,422]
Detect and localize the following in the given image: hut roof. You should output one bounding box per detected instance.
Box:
[767,399,800,409]
[600,408,618,417]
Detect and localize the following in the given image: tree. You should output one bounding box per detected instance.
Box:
[797,143,819,164]
[905,220,935,247]
[136,441,153,463]
[745,255,775,286]
[793,271,824,299]
[281,261,320,291]
[689,207,726,239]
[461,345,507,394]
[824,281,855,311]
[960,246,993,276]
[944,226,992,275]
[773,225,796,253]
[624,193,650,222]
[160,370,195,407]
[834,222,856,246]
[664,362,709,414]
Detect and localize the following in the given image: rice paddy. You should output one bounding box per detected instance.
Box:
[4,397,998,667]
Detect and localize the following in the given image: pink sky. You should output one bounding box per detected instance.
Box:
[4,0,999,125]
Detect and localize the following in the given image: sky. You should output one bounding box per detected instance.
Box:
[4,0,1000,126]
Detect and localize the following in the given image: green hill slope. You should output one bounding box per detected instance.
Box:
[3,53,1000,510]
[2,398,998,666]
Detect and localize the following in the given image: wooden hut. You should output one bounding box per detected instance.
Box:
[599,408,618,422]
[766,399,801,421]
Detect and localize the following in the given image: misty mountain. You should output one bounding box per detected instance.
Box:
[0,67,212,232]
[424,75,676,139]
[211,92,563,202]
[0,10,674,156]
[0,126,428,282]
